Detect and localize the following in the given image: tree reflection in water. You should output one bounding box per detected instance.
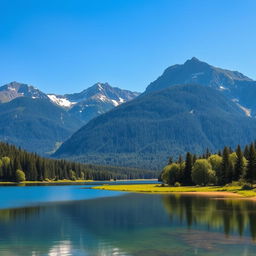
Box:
[162,194,256,240]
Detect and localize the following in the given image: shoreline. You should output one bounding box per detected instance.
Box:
[0,178,158,185]
[92,184,256,199]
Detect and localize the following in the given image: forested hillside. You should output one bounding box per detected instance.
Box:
[0,142,156,182]
[54,84,256,169]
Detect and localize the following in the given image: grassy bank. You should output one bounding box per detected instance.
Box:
[93,184,256,198]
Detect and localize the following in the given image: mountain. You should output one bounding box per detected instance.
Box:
[146,57,256,116]
[47,82,139,123]
[0,97,83,154]
[66,83,139,123]
[54,84,256,170]
[0,81,48,103]
[0,81,138,154]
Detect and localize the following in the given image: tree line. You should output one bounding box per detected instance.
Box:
[161,142,256,186]
[0,142,156,182]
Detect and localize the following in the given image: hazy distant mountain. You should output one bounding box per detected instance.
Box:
[0,97,82,154]
[0,81,138,154]
[54,84,256,169]
[146,57,256,116]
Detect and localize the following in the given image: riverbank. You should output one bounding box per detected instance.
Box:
[93,184,256,198]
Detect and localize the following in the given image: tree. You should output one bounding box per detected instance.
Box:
[16,169,26,182]
[220,147,231,185]
[69,170,76,181]
[245,144,256,184]
[168,157,173,165]
[192,159,214,186]
[183,152,193,185]
[244,145,250,160]
[162,163,181,185]
[208,154,222,183]
[234,145,245,181]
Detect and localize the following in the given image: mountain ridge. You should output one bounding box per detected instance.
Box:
[54,83,256,169]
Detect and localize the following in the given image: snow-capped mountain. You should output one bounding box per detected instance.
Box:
[47,82,140,122]
[0,81,48,103]
[0,81,139,154]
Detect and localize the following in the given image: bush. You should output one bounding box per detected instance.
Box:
[16,169,26,183]
[192,159,214,186]
[241,183,253,190]
[174,182,181,187]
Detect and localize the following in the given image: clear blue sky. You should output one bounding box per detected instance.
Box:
[0,0,256,94]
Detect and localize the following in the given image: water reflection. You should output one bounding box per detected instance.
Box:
[162,194,256,239]
[1,192,256,255]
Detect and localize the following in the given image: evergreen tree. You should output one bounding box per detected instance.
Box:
[244,145,250,160]
[168,157,173,165]
[234,145,244,181]
[245,144,256,184]
[220,147,231,185]
[183,152,193,185]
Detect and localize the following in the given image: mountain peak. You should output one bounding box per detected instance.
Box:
[145,58,254,94]
[186,57,201,63]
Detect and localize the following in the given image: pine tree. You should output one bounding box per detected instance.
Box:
[244,145,250,160]
[183,152,193,185]
[168,157,173,165]
[220,147,231,185]
[245,144,256,184]
[234,145,244,181]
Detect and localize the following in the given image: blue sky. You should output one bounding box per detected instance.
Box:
[0,0,256,94]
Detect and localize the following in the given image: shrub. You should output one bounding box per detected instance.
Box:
[241,183,253,190]
[174,182,181,187]
[16,169,26,183]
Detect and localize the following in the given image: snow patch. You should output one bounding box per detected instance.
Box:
[236,103,251,117]
[47,94,76,108]
[219,86,228,91]
[8,86,17,91]
[98,94,108,102]
[119,97,125,103]
[97,83,103,91]
[111,99,119,106]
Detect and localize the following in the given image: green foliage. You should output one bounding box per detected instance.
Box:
[183,152,193,185]
[208,154,222,177]
[245,144,256,184]
[234,145,246,181]
[15,169,26,182]
[192,159,214,186]
[0,142,157,182]
[174,182,181,187]
[162,163,182,185]
[69,170,76,181]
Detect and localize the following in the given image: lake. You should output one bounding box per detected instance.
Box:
[0,183,256,255]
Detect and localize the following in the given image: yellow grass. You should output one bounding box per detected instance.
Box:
[93,184,256,198]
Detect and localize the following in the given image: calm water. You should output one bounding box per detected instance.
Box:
[1,184,256,255]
